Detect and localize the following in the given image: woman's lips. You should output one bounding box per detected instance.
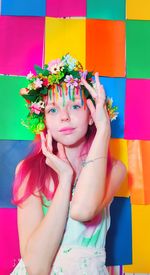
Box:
[59,127,75,134]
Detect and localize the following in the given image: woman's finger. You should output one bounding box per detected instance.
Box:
[95,72,101,91]
[40,131,45,142]
[47,130,53,152]
[86,99,95,117]
[40,132,47,156]
[40,132,49,155]
[99,84,106,100]
[57,143,68,162]
[81,77,97,99]
[94,73,106,102]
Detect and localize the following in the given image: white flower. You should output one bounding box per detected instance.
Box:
[48,59,64,74]
[63,54,77,71]
[26,71,34,80]
[37,100,45,109]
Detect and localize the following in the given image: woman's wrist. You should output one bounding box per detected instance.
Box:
[59,171,74,183]
[96,126,111,140]
[87,128,110,158]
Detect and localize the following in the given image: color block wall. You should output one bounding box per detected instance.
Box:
[0,1,150,274]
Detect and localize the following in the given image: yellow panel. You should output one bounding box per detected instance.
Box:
[109,138,129,197]
[126,0,150,20]
[124,205,150,273]
[45,17,85,68]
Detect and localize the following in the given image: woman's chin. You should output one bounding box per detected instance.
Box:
[54,136,86,148]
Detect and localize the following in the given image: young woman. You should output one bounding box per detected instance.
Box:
[11,54,127,275]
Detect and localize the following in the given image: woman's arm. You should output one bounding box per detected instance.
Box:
[18,173,72,275]
[70,129,110,221]
[70,129,127,221]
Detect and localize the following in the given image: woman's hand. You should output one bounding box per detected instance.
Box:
[81,72,111,137]
[40,130,74,180]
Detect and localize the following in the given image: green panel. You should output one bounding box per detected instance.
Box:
[126,20,150,79]
[0,75,34,140]
[87,0,125,20]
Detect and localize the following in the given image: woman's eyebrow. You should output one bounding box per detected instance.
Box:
[45,103,56,110]
[46,99,82,109]
[46,102,56,107]
[71,98,82,103]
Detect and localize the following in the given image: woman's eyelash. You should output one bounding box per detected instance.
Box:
[72,104,81,109]
[47,104,81,113]
[48,107,57,113]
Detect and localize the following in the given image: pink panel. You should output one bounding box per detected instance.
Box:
[125,79,150,140]
[46,0,86,17]
[0,209,20,274]
[0,16,45,76]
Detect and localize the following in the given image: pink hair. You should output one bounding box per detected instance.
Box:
[12,125,112,207]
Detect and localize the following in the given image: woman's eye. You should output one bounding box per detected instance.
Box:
[48,108,57,113]
[72,104,81,110]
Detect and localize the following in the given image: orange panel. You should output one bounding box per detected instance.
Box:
[109,138,129,197]
[127,140,150,204]
[86,19,126,77]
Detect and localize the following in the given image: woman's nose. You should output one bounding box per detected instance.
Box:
[60,109,70,121]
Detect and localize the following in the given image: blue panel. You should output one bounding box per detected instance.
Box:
[0,1,1,15]
[106,197,132,265]
[99,77,126,139]
[1,0,46,16]
[0,140,32,207]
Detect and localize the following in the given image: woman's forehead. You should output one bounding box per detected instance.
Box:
[47,94,83,106]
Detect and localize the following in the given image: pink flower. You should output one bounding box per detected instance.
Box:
[64,75,79,88]
[30,102,42,114]
[33,78,43,89]
[26,71,34,80]
[47,59,64,74]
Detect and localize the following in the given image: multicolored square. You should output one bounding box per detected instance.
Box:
[0,0,150,273]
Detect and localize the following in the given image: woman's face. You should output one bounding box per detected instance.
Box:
[45,92,92,147]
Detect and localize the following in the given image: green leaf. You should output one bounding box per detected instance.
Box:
[70,71,80,78]
[40,87,48,95]
[44,64,48,69]
[29,89,39,95]
[87,71,93,78]
[34,65,44,74]
[42,69,50,76]
[23,94,38,102]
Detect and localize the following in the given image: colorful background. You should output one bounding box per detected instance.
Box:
[0,0,150,274]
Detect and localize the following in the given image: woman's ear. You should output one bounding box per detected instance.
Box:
[88,116,94,126]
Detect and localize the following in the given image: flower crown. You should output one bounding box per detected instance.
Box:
[20,53,119,134]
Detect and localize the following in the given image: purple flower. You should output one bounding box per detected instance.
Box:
[79,70,88,79]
